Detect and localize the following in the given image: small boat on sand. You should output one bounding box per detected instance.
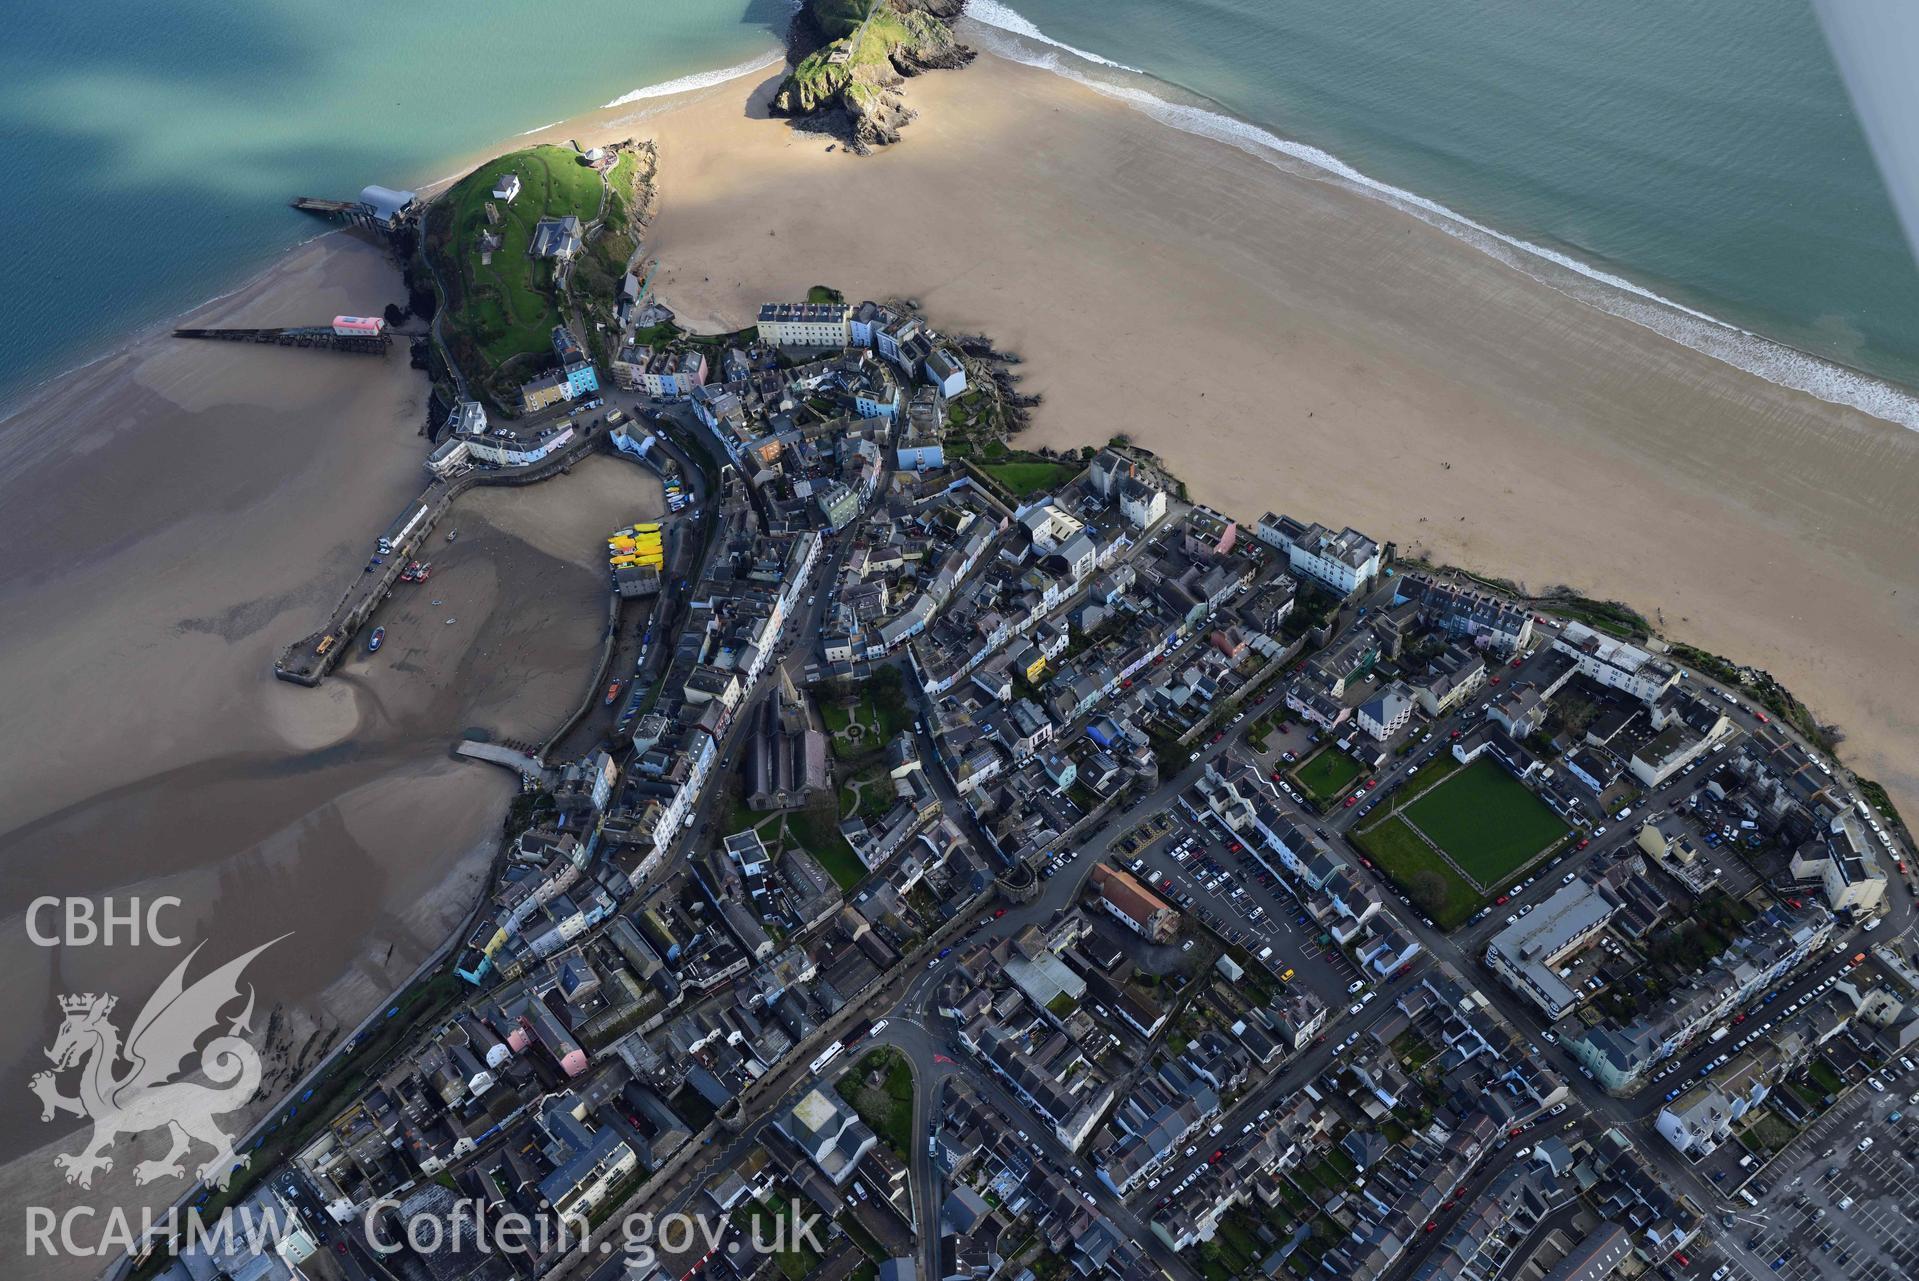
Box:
[367,626,386,653]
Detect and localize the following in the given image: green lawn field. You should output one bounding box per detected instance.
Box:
[1294,746,1365,803]
[1351,815,1482,929]
[1401,756,1568,887]
[979,459,1076,498]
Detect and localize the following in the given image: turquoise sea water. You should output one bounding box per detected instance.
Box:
[0,0,793,404]
[5,0,1917,421]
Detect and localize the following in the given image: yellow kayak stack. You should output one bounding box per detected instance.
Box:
[607,522,665,570]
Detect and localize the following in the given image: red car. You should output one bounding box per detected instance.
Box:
[1509,656,1523,668]
[1754,711,1769,724]
[1209,1149,1224,1163]
[1674,1252,1691,1268]
[1496,894,1509,905]
[1315,1034,1328,1044]
[1577,837,1590,850]
[1360,857,1374,869]
[993,908,1007,919]
[1488,674,1502,685]
[1424,1222,1437,1234]
[1344,796,1359,808]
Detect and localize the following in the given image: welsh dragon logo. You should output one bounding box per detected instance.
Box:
[31,938,283,1189]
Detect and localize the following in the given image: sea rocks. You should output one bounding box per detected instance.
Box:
[771,0,975,150]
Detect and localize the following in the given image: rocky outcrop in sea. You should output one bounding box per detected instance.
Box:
[771,0,976,153]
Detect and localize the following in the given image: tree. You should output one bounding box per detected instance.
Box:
[865,666,908,720]
[1552,693,1598,736]
[383,302,408,327]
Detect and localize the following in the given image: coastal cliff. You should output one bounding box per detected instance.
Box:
[771,0,975,152]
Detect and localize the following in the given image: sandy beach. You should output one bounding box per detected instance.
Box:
[3,33,1917,1277]
[515,48,1916,815]
[0,234,657,1269]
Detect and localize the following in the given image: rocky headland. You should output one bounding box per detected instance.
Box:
[771,0,975,152]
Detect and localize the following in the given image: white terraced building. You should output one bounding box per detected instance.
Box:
[1550,621,1680,704]
[755,301,851,348]
[1255,513,1382,597]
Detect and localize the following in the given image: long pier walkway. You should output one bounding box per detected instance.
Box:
[173,326,391,356]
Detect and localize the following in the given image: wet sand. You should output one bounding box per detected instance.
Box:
[0,235,657,1270]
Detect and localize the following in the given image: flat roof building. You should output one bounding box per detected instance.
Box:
[1485,880,1617,1019]
[1552,621,1679,704]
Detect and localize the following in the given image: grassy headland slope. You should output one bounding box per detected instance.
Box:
[424,145,605,404]
[772,0,974,151]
